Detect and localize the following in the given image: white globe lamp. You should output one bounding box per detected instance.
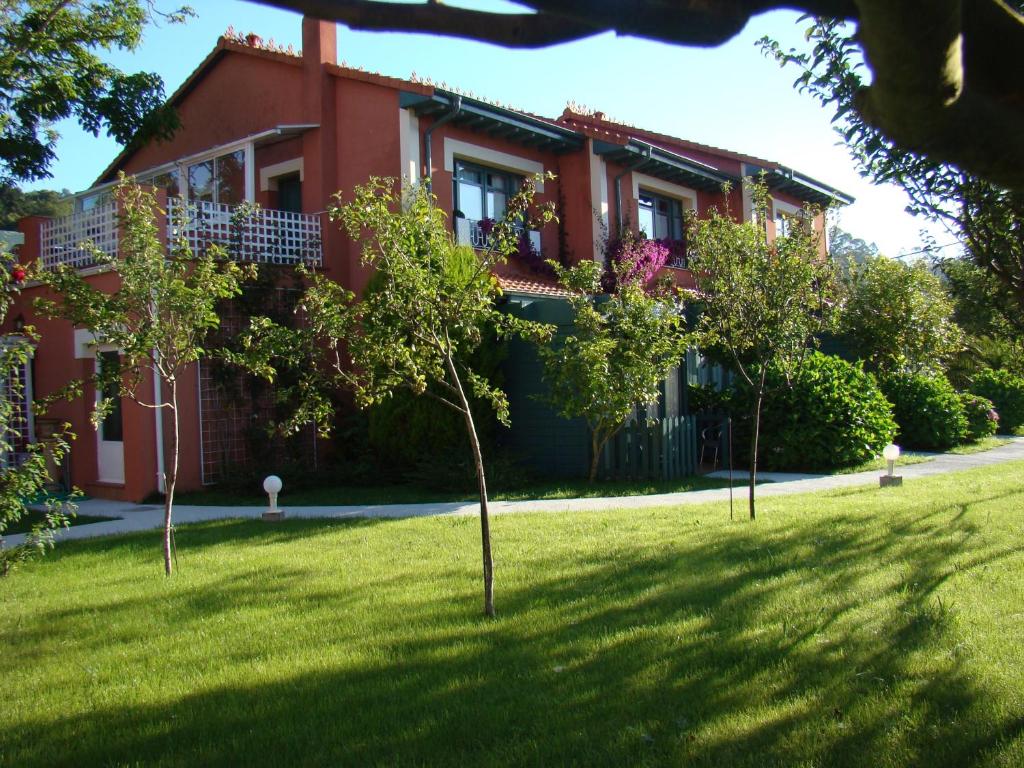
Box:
[262,475,284,521]
[880,444,902,487]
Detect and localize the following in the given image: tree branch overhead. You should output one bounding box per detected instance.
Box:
[249,0,1024,189]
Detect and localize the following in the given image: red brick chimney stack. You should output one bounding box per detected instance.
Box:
[302,16,337,68]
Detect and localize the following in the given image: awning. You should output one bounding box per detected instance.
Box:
[400,90,584,155]
[748,165,855,207]
[593,139,736,191]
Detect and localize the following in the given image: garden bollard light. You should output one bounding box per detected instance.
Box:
[880,443,902,488]
[262,475,284,521]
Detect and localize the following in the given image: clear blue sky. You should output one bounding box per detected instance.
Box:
[26,0,955,257]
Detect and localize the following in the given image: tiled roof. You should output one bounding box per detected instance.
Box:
[497,274,572,298]
[558,108,777,170]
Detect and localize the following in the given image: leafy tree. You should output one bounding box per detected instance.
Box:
[255,0,1024,189]
[841,255,961,375]
[232,178,553,617]
[36,179,251,576]
[0,184,73,229]
[687,180,839,520]
[761,17,1024,320]
[828,225,878,276]
[0,244,74,575]
[539,239,686,482]
[938,255,1024,385]
[0,0,193,182]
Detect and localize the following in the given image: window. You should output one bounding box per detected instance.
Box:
[187,149,247,205]
[775,210,792,238]
[76,190,112,213]
[98,351,123,443]
[137,168,182,199]
[454,160,519,223]
[638,191,684,241]
[772,200,809,239]
[638,190,687,267]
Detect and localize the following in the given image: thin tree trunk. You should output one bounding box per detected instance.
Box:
[749,369,766,521]
[445,355,494,617]
[162,380,179,576]
[588,431,602,482]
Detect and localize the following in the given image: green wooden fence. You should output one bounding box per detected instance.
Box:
[599,414,698,481]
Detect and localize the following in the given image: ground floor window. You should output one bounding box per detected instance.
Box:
[0,355,33,469]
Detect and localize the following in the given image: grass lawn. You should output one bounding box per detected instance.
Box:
[3,462,1024,767]
[2,509,117,536]
[946,436,1013,455]
[174,474,745,507]
[829,452,933,475]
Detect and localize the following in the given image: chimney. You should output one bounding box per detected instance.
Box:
[302,16,337,67]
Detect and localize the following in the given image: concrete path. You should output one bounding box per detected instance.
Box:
[4,436,1023,548]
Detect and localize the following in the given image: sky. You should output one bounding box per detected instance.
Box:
[24,0,957,258]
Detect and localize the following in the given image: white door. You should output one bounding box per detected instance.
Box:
[96,350,125,484]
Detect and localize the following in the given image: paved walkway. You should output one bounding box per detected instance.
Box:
[5,437,1024,547]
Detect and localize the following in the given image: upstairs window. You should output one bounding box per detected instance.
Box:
[773,208,810,239]
[775,210,792,238]
[187,149,247,206]
[638,190,687,267]
[638,191,684,241]
[454,160,519,223]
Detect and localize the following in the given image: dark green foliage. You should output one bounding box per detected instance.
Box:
[0,184,73,229]
[363,246,508,476]
[716,353,896,472]
[970,369,1024,433]
[878,372,968,451]
[958,393,999,442]
[0,1,192,181]
[761,18,1024,324]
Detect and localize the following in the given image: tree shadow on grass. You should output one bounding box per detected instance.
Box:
[4,495,1024,767]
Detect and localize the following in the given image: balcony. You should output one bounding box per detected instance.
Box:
[38,198,323,270]
[39,201,119,270]
[455,217,542,256]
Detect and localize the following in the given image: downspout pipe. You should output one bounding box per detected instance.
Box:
[423,95,462,191]
[614,144,653,236]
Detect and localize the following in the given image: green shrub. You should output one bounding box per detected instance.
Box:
[878,372,967,450]
[958,393,999,442]
[970,368,1024,432]
[721,352,897,472]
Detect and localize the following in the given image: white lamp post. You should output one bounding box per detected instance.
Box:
[262,474,284,521]
[880,443,902,487]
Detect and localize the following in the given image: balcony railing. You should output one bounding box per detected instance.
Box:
[455,217,542,256]
[168,198,322,266]
[38,198,323,270]
[39,201,119,270]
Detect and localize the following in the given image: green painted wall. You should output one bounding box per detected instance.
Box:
[500,296,591,478]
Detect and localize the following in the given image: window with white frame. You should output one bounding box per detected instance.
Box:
[637,189,687,267]
[186,149,246,205]
[452,159,533,251]
[638,190,684,241]
[0,354,33,470]
[773,199,808,239]
[454,160,519,223]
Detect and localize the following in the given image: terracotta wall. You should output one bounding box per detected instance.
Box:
[116,53,305,180]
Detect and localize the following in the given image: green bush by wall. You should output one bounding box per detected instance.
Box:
[878,372,968,450]
[958,392,999,441]
[708,352,897,472]
[970,368,1024,433]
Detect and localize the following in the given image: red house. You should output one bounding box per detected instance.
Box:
[3,17,852,501]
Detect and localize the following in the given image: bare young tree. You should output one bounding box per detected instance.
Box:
[37,179,252,576]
